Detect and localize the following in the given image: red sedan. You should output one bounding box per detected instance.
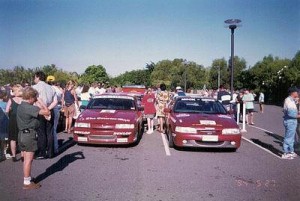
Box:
[164,97,241,151]
[73,93,144,145]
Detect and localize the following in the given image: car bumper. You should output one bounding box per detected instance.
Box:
[73,130,137,145]
[173,133,241,149]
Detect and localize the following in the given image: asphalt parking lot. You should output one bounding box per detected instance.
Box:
[1,104,299,201]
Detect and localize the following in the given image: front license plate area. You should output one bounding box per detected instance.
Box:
[78,137,88,142]
[202,135,218,142]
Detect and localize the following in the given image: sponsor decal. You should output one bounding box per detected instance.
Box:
[201,98,215,102]
[200,120,216,125]
[97,95,134,100]
[117,138,128,143]
[217,115,232,119]
[114,132,131,136]
[100,110,116,113]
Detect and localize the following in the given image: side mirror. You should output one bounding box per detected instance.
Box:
[164,108,171,113]
[138,106,144,111]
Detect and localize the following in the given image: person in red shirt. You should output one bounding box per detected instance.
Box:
[142,88,156,134]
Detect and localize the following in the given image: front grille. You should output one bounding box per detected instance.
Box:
[90,135,116,140]
[195,141,225,146]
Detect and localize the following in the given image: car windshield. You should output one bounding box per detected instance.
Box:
[174,98,227,114]
[87,98,136,110]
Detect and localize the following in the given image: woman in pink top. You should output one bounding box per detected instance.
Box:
[142,88,156,134]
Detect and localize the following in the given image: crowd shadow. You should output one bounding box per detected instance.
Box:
[57,137,76,156]
[34,151,85,183]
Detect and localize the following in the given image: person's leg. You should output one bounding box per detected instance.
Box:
[150,118,154,132]
[283,120,297,153]
[36,117,47,158]
[10,140,16,157]
[23,151,40,189]
[250,112,254,124]
[53,107,60,154]
[146,118,151,134]
[67,116,73,133]
[46,110,54,158]
[159,117,163,132]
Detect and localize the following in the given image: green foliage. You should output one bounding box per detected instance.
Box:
[79,65,109,84]
[110,69,151,87]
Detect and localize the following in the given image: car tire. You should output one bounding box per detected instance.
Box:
[168,130,174,148]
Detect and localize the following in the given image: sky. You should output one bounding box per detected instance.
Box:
[0,0,299,77]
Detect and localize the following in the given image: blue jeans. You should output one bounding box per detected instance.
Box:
[53,105,61,154]
[283,119,297,153]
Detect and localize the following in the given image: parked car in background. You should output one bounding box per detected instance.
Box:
[73,93,144,145]
[164,96,241,151]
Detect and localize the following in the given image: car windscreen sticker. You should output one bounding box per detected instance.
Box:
[98,95,134,100]
[200,120,216,125]
[217,115,232,119]
[100,110,116,113]
[201,99,215,102]
[181,98,196,101]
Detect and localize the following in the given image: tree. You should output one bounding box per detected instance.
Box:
[79,65,109,84]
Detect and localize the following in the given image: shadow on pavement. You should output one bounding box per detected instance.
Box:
[251,138,283,156]
[34,151,85,183]
[57,137,76,156]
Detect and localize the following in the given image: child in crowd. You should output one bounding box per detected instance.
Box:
[17,87,50,189]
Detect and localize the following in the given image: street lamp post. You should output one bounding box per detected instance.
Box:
[217,65,220,88]
[224,19,241,100]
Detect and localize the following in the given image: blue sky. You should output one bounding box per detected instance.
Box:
[0,0,299,76]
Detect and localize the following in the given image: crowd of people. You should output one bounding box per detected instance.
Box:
[0,72,299,189]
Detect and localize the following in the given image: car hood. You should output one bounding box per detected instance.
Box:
[172,113,238,128]
[77,109,137,123]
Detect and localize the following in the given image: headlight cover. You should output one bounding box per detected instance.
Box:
[115,124,134,129]
[175,126,197,134]
[222,128,240,135]
[75,122,90,128]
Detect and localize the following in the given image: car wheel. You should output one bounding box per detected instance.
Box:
[168,130,174,148]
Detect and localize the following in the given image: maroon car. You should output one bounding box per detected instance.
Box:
[73,93,144,145]
[164,97,241,151]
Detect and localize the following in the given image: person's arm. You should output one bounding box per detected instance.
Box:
[5,98,12,113]
[48,93,58,110]
[38,104,50,116]
[72,89,79,108]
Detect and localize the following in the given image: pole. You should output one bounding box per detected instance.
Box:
[230,27,235,101]
[217,66,220,88]
[184,68,187,93]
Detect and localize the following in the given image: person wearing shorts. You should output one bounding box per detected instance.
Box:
[62,80,79,133]
[242,89,255,125]
[142,88,156,134]
[17,87,50,189]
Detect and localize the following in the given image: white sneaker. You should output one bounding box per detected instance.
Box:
[289,152,297,158]
[281,153,294,160]
[146,130,153,135]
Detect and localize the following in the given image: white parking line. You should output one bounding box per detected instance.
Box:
[242,125,283,159]
[242,136,282,159]
[248,125,275,134]
[160,133,171,156]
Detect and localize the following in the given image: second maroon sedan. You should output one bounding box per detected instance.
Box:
[164,97,241,151]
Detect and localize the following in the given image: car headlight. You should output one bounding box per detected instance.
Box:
[175,126,197,134]
[115,124,134,129]
[75,122,90,128]
[222,128,240,135]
